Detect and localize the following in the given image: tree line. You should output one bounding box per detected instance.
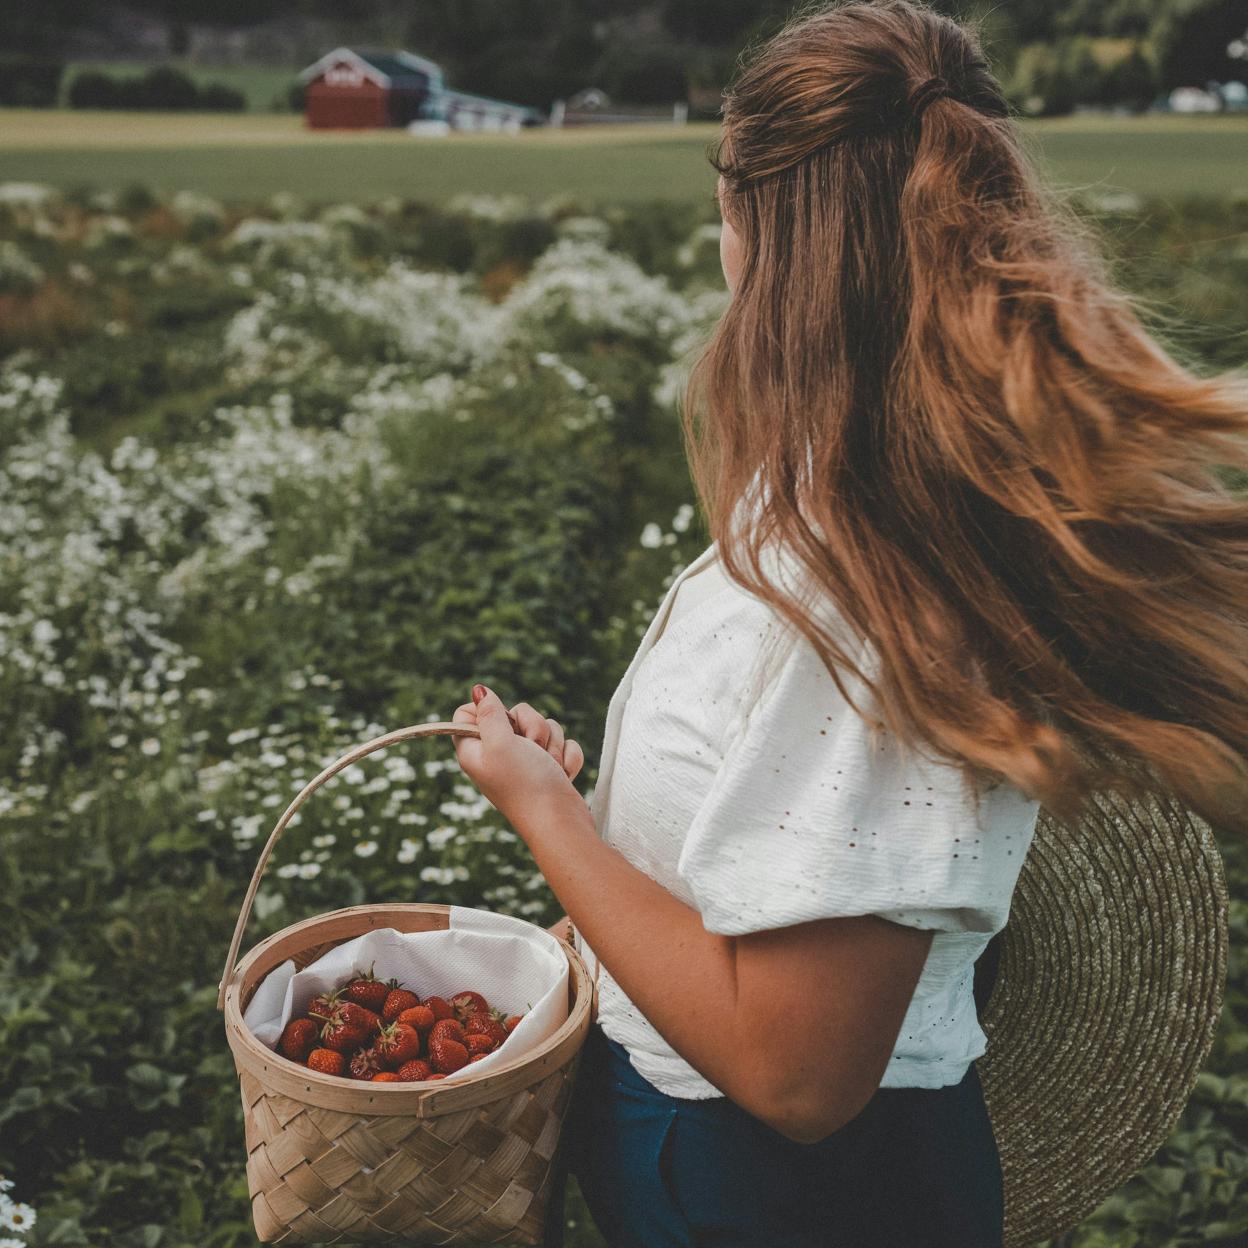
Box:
[1,0,1244,116]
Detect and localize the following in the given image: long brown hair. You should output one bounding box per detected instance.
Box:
[684,0,1248,828]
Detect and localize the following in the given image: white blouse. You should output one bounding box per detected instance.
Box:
[575,539,1041,1100]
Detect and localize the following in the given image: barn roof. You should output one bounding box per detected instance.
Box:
[437,87,544,118]
[356,50,437,86]
[298,47,445,90]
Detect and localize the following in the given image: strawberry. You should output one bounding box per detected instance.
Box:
[429,1018,466,1048]
[343,963,389,1013]
[504,1015,523,1034]
[450,990,490,1023]
[307,1048,345,1077]
[423,995,454,1022]
[465,1033,495,1056]
[349,1047,384,1080]
[372,1071,401,1082]
[397,1004,436,1035]
[308,987,344,1017]
[382,987,421,1023]
[338,1001,382,1035]
[312,1003,371,1053]
[465,1012,507,1048]
[278,1017,319,1062]
[428,1073,447,1081]
[429,1036,469,1074]
[397,1058,432,1081]
[375,1021,421,1069]
[469,1053,489,1063]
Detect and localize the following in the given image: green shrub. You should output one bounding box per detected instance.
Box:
[67,67,247,112]
[0,56,64,107]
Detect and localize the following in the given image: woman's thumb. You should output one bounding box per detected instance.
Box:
[471,684,513,743]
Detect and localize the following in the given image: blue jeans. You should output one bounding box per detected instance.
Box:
[542,1024,1004,1248]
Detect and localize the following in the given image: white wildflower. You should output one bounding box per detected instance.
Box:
[234,814,264,842]
[0,1199,35,1231]
[426,825,458,849]
[419,865,456,885]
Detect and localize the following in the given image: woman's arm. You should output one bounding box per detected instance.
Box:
[452,685,933,1143]
[518,783,934,1143]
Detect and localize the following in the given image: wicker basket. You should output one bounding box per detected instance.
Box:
[216,721,597,1245]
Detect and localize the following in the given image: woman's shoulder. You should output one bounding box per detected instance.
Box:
[710,549,873,721]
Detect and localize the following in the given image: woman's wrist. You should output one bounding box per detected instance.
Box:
[516,783,596,842]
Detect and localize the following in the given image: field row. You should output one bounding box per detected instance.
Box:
[2,112,1246,203]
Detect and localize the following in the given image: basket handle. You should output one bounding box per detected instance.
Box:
[216,721,481,1012]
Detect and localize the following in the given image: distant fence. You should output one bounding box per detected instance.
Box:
[550,99,689,126]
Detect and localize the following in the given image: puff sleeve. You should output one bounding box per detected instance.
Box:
[673,624,1041,938]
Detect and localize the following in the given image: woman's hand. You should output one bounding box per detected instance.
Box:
[452,684,585,826]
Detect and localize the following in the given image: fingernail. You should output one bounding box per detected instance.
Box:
[472,684,486,704]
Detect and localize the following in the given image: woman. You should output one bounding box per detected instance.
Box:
[452,2,1248,1244]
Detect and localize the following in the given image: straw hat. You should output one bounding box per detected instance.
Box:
[974,785,1229,1247]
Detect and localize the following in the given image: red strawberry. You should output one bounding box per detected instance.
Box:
[504,1015,523,1034]
[375,1021,421,1069]
[279,1017,319,1061]
[372,1071,401,1082]
[397,1004,436,1035]
[338,1001,382,1035]
[465,1012,507,1048]
[469,1053,489,1063]
[397,1059,432,1081]
[429,1036,469,1074]
[308,987,344,1017]
[450,990,490,1023]
[312,1003,371,1053]
[343,963,389,1013]
[465,1033,494,1056]
[429,1018,466,1048]
[349,1047,384,1080]
[382,987,421,1023]
[428,1073,447,1081]
[307,1048,345,1077]
[423,995,454,1022]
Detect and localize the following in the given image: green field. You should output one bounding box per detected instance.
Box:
[1,110,1246,205]
[61,60,300,112]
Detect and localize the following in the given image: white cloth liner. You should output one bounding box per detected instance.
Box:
[243,906,570,1083]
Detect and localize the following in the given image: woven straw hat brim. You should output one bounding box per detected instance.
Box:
[979,787,1229,1247]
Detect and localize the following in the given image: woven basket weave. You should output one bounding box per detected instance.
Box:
[217,721,596,1245]
[975,786,1229,1247]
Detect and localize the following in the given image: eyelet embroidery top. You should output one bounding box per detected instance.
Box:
[575,539,1042,1100]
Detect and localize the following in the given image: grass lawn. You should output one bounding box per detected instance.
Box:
[0,111,1245,205]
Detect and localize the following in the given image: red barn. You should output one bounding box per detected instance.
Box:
[299,48,441,129]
